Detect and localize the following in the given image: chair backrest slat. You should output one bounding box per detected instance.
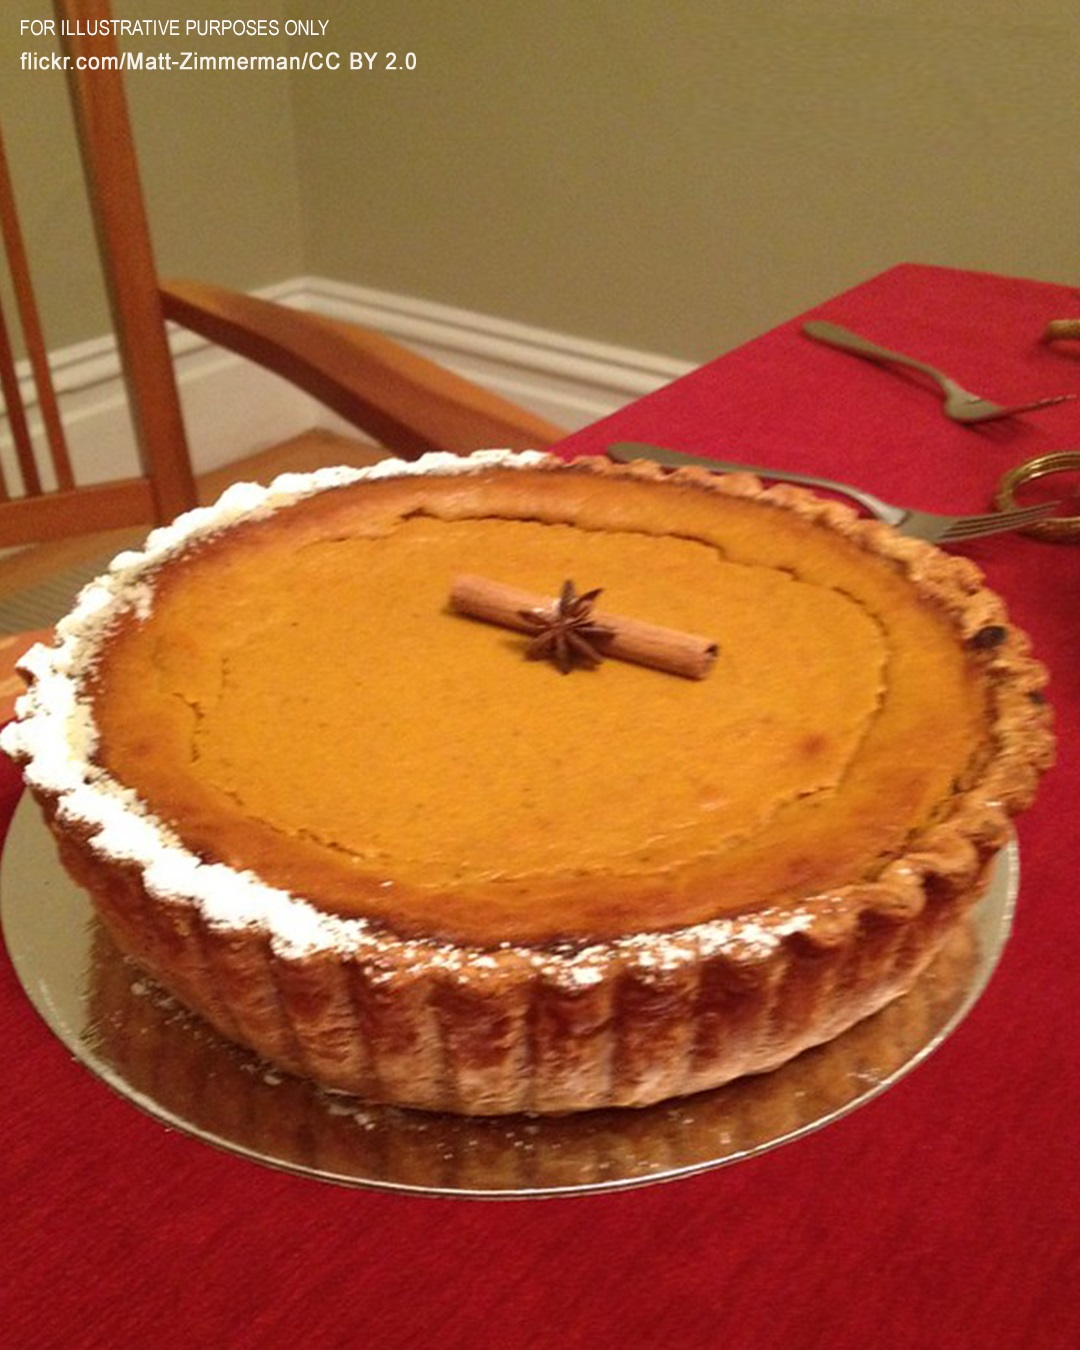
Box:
[59,1,196,523]
[0,299,26,501]
[0,125,65,499]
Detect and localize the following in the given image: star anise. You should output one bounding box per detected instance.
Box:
[518,580,615,674]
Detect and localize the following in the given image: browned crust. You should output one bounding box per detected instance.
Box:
[5,453,1054,1114]
[42,794,989,1113]
[84,914,980,1190]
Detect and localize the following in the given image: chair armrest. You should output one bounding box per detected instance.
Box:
[160,279,565,456]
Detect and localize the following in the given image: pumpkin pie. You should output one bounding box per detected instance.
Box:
[1,451,1054,1114]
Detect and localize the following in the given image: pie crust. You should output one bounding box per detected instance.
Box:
[1,451,1054,1115]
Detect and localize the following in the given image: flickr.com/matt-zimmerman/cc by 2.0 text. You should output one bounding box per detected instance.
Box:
[17,17,417,74]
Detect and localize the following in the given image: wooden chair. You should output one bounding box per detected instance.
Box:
[0,0,563,549]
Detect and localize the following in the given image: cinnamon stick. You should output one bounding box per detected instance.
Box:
[449,574,718,680]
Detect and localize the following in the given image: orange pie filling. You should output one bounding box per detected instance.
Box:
[89,468,987,945]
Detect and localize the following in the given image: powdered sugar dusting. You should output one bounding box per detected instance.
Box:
[0,448,814,973]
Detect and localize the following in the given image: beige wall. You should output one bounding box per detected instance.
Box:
[4,0,1078,362]
[3,0,304,348]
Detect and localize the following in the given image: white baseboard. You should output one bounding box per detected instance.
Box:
[1,279,692,489]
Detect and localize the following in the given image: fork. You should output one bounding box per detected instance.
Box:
[803,320,1076,423]
[606,443,1058,543]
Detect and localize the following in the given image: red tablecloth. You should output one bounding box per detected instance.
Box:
[2,264,1077,1350]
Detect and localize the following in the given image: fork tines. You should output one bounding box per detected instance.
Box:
[1014,395,1076,413]
[941,501,1058,540]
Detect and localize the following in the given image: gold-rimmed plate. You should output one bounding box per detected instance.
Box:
[0,795,1017,1199]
